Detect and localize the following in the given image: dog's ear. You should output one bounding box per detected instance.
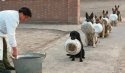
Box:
[118,5,120,8]
[90,12,94,19]
[102,10,105,14]
[99,16,102,20]
[106,11,108,14]
[115,5,117,8]
[86,12,89,19]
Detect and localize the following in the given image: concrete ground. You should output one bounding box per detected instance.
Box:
[11,0,125,73]
[11,21,125,73]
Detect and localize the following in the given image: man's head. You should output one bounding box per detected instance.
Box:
[19,7,32,22]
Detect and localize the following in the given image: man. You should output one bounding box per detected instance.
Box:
[0,7,32,73]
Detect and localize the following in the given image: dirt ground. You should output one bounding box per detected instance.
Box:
[11,0,125,73]
[16,28,68,54]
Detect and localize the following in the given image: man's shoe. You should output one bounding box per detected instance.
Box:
[6,66,15,70]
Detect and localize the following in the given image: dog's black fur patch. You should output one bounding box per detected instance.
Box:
[67,31,85,62]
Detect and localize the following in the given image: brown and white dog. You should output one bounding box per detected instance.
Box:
[95,10,112,38]
[109,8,118,26]
[115,5,122,22]
[81,12,98,48]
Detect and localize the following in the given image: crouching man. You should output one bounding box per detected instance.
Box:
[0,7,32,73]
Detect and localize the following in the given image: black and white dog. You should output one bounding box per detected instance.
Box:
[66,31,85,62]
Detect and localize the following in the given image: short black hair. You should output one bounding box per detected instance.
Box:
[19,7,32,17]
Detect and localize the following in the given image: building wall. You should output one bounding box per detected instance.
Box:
[0,0,80,24]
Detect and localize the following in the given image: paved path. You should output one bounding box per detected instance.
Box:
[11,21,125,73]
[41,22,125,73]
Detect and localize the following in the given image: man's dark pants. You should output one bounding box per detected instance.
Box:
[0,38,11,73]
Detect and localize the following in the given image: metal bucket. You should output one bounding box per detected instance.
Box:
[12,52,46,73]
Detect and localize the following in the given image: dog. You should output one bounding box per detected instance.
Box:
[115,5,122,22]
[81,12,98,47]
[66,31,85,62]
[109,8,118,26]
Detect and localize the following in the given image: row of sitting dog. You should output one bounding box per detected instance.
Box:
[81,5,122,48]
[64,5,122,62]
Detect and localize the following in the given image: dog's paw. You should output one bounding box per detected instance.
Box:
[82,56,85,59]
[66,54,71,56]
[69,56,73,58]
[93,45,96,48]
[72,58,75,61]
[80,59,83,62]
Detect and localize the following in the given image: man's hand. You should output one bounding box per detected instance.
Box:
[12,47,18,59]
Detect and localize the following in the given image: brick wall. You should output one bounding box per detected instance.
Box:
[0,0,80,24]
